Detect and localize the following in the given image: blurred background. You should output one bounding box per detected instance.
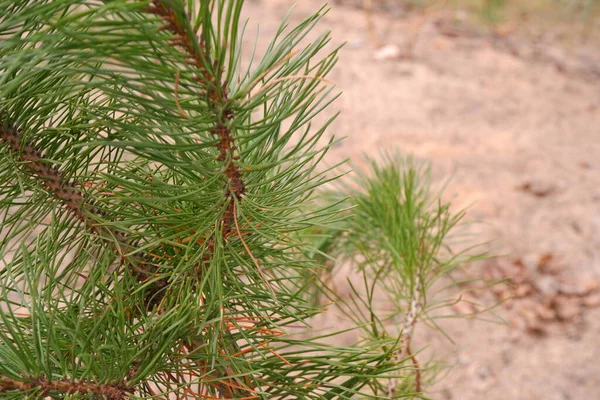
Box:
[243,1,600,399]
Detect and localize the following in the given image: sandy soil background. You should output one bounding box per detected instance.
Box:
[243,1,600,398]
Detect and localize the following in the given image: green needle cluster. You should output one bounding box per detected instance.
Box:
[0,1,488,399]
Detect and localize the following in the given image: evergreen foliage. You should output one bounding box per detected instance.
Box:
[0,1,485,398]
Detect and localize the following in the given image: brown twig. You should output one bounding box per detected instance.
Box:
[406,343,422,393]
[0,121,100,235]
[387,280,422,397]
[0,119,169,307]
[0,375,133,400]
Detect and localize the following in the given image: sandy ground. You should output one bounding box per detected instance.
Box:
[243,1,600,399]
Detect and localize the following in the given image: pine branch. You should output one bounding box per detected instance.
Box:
[142,3,255,395]
[0,117,169,307]
[147,0,245,239]
[0,121,100,234]
[0,2,420,399]
[0,375,133,400]
[0,116,247,396]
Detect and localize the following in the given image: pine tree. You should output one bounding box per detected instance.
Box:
[0,1,485,398]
